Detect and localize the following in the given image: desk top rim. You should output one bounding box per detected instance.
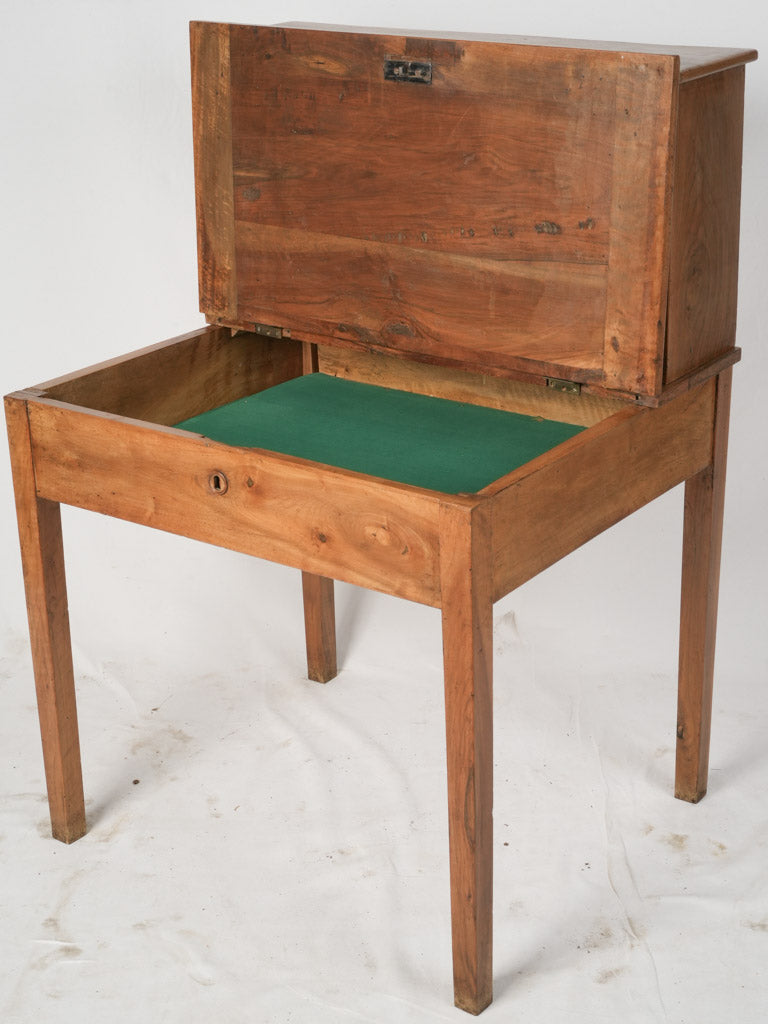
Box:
[250,21,757,81]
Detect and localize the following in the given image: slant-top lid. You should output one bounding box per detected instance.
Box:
[190,22,750,398]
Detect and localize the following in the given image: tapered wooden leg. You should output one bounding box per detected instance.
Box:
[301,571,337,683]
[675,369,732,803]
[440,503,493,1015]
[5,395,86,843]
[299,346,338,681]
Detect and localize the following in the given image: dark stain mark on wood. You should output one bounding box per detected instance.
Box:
[578,217,596,229]
[611,336,620,352]
[388,322,416,337]
[242,187,261,201]
[535,221,562,235]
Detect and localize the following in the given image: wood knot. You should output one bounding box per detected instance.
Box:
[365,523,392,545]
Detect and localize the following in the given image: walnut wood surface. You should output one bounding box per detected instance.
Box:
[40,326,303,425]
[192,23,697,398]
[4,396,86,843]
[319,345,624,426]
[440,502,493,1014]
[675,369,732,802]
[229,30,613,264]
[279,24,757,81]
[26,398,444,607]
[665,68,745,385]
[488,379,716,600]
[233,222,608,383]
[602,58,676,394]
[191,22,237,321]
[302,573,337,683]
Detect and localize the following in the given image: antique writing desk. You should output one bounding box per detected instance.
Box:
[5,23,756,1015]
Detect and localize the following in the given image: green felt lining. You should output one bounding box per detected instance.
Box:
[175,374,584,494]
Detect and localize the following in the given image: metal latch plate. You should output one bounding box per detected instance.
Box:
[546,377,582,396]
[383,59,433,85]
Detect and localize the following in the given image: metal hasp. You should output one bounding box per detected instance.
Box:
[383,59,433,84]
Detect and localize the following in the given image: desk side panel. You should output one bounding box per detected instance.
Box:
[490,379,716,599]
[191,22,237,322]
[38,327,303,425]
[26,401,442,606]
[664,66,746,385]
[601,56,677,395]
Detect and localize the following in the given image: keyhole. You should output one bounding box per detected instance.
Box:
[208,470,229,494]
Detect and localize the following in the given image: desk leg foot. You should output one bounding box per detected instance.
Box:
[675,369,732,804]
[301,572,337,683]
[6,396,86,843]
[440,504,493,1014]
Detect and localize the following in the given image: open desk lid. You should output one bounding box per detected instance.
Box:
[190,22,754,399]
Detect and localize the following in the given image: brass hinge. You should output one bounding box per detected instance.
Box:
[546,377,582,396]
[253,322,291,339]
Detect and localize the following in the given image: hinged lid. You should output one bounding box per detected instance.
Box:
[190,22,752,399]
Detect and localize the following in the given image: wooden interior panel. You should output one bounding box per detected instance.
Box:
[191,23,691,396]
[234,222,608,380]
[318,346,624,426]
[664,67,745,385]
[39,326,304,425]
[229,27,614,264]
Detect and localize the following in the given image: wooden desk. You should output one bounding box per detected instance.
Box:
[5,23,756,1015]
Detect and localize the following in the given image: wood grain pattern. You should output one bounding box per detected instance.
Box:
[191,23,711,398]
[229,26,614,264]
[40,326,303,425]
[4,395,86,843]
[27,399,444,607]
[319,345,624,426]
[665,68,745,385]
[439,501,493,1015]
[191,22,237,321]
[657,347,741,406]
[277,24,757,82]
[489,379,716,600]
[675,369,732,802]
[302,572,337,683]
[602,56,677,395]
[234,222,607,382]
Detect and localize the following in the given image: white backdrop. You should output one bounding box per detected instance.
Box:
[1,3,766,1022]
